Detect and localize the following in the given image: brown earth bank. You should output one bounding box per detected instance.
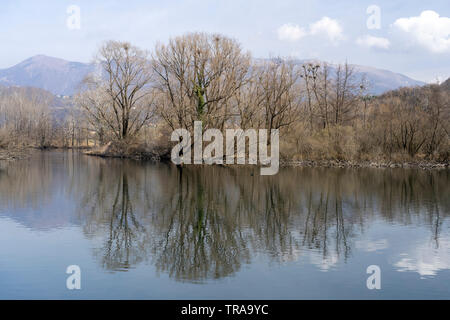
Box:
[81,142,449,170]
[83,141,170,161]
[1,144,447,171]
[281,159,449,170]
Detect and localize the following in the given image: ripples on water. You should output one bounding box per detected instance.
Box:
[0,151,449,299]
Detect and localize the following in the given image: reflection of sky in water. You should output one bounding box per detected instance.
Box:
[395,239,450,277]
[0,151,449,299]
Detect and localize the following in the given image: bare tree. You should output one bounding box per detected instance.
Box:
[0,87,55,148]
[300,63,320,130]
[423,84,448,158]
[152,32,251,132]
[252,58,302,133]
[77,41,156,142]
[330,63,363,126]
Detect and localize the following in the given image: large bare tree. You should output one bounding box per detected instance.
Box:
[78,41,156,141]
[152,32,251,132]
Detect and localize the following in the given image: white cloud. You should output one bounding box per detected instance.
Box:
[309,17,344,44]
[393,10,450,53]
[277,17,344,44]
[277,24,307,42]
[356,35,390,50]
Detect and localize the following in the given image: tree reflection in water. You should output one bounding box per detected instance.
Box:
[0,151,448,282]
[73,157,449,282]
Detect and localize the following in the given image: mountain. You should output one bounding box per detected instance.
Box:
[0,55,426,96]
[0,55,94,96]
[350,64,426,95]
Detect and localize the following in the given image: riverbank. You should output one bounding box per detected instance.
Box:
[282,159,449,170]
[0,147,30,161]
[83,141,168,161]
[3,145,447,171]
[83,144,448,170]
[0,147,30,171]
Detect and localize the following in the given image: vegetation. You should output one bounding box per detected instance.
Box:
[0,32,448,166]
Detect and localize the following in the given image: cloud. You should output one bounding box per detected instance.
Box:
[393,10,450,53]
[356,35,390,50]
[309,17,344,44]
[277,24,307,42]
[277,17,344,44]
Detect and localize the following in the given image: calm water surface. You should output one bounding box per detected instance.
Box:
[0,151,449,299]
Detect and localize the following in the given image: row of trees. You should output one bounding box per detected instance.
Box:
[359,85,449,160]
[0,87,54,148]
[0,87,97,149]
[77,33,449,161]
[1,32,448,161]
[78,34,306,141]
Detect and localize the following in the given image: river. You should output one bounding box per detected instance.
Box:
[0,151,449,299]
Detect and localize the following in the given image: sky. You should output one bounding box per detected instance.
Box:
[0,0,449,83]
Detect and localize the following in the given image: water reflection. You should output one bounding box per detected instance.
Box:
[0,151,449,282]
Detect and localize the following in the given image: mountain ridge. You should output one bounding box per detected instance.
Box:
[0,55,427,96]
[0,55,94,96]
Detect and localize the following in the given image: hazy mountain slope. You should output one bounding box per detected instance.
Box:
[0,55,426,96]
[350,64,426,95]
[0,55,94,96]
